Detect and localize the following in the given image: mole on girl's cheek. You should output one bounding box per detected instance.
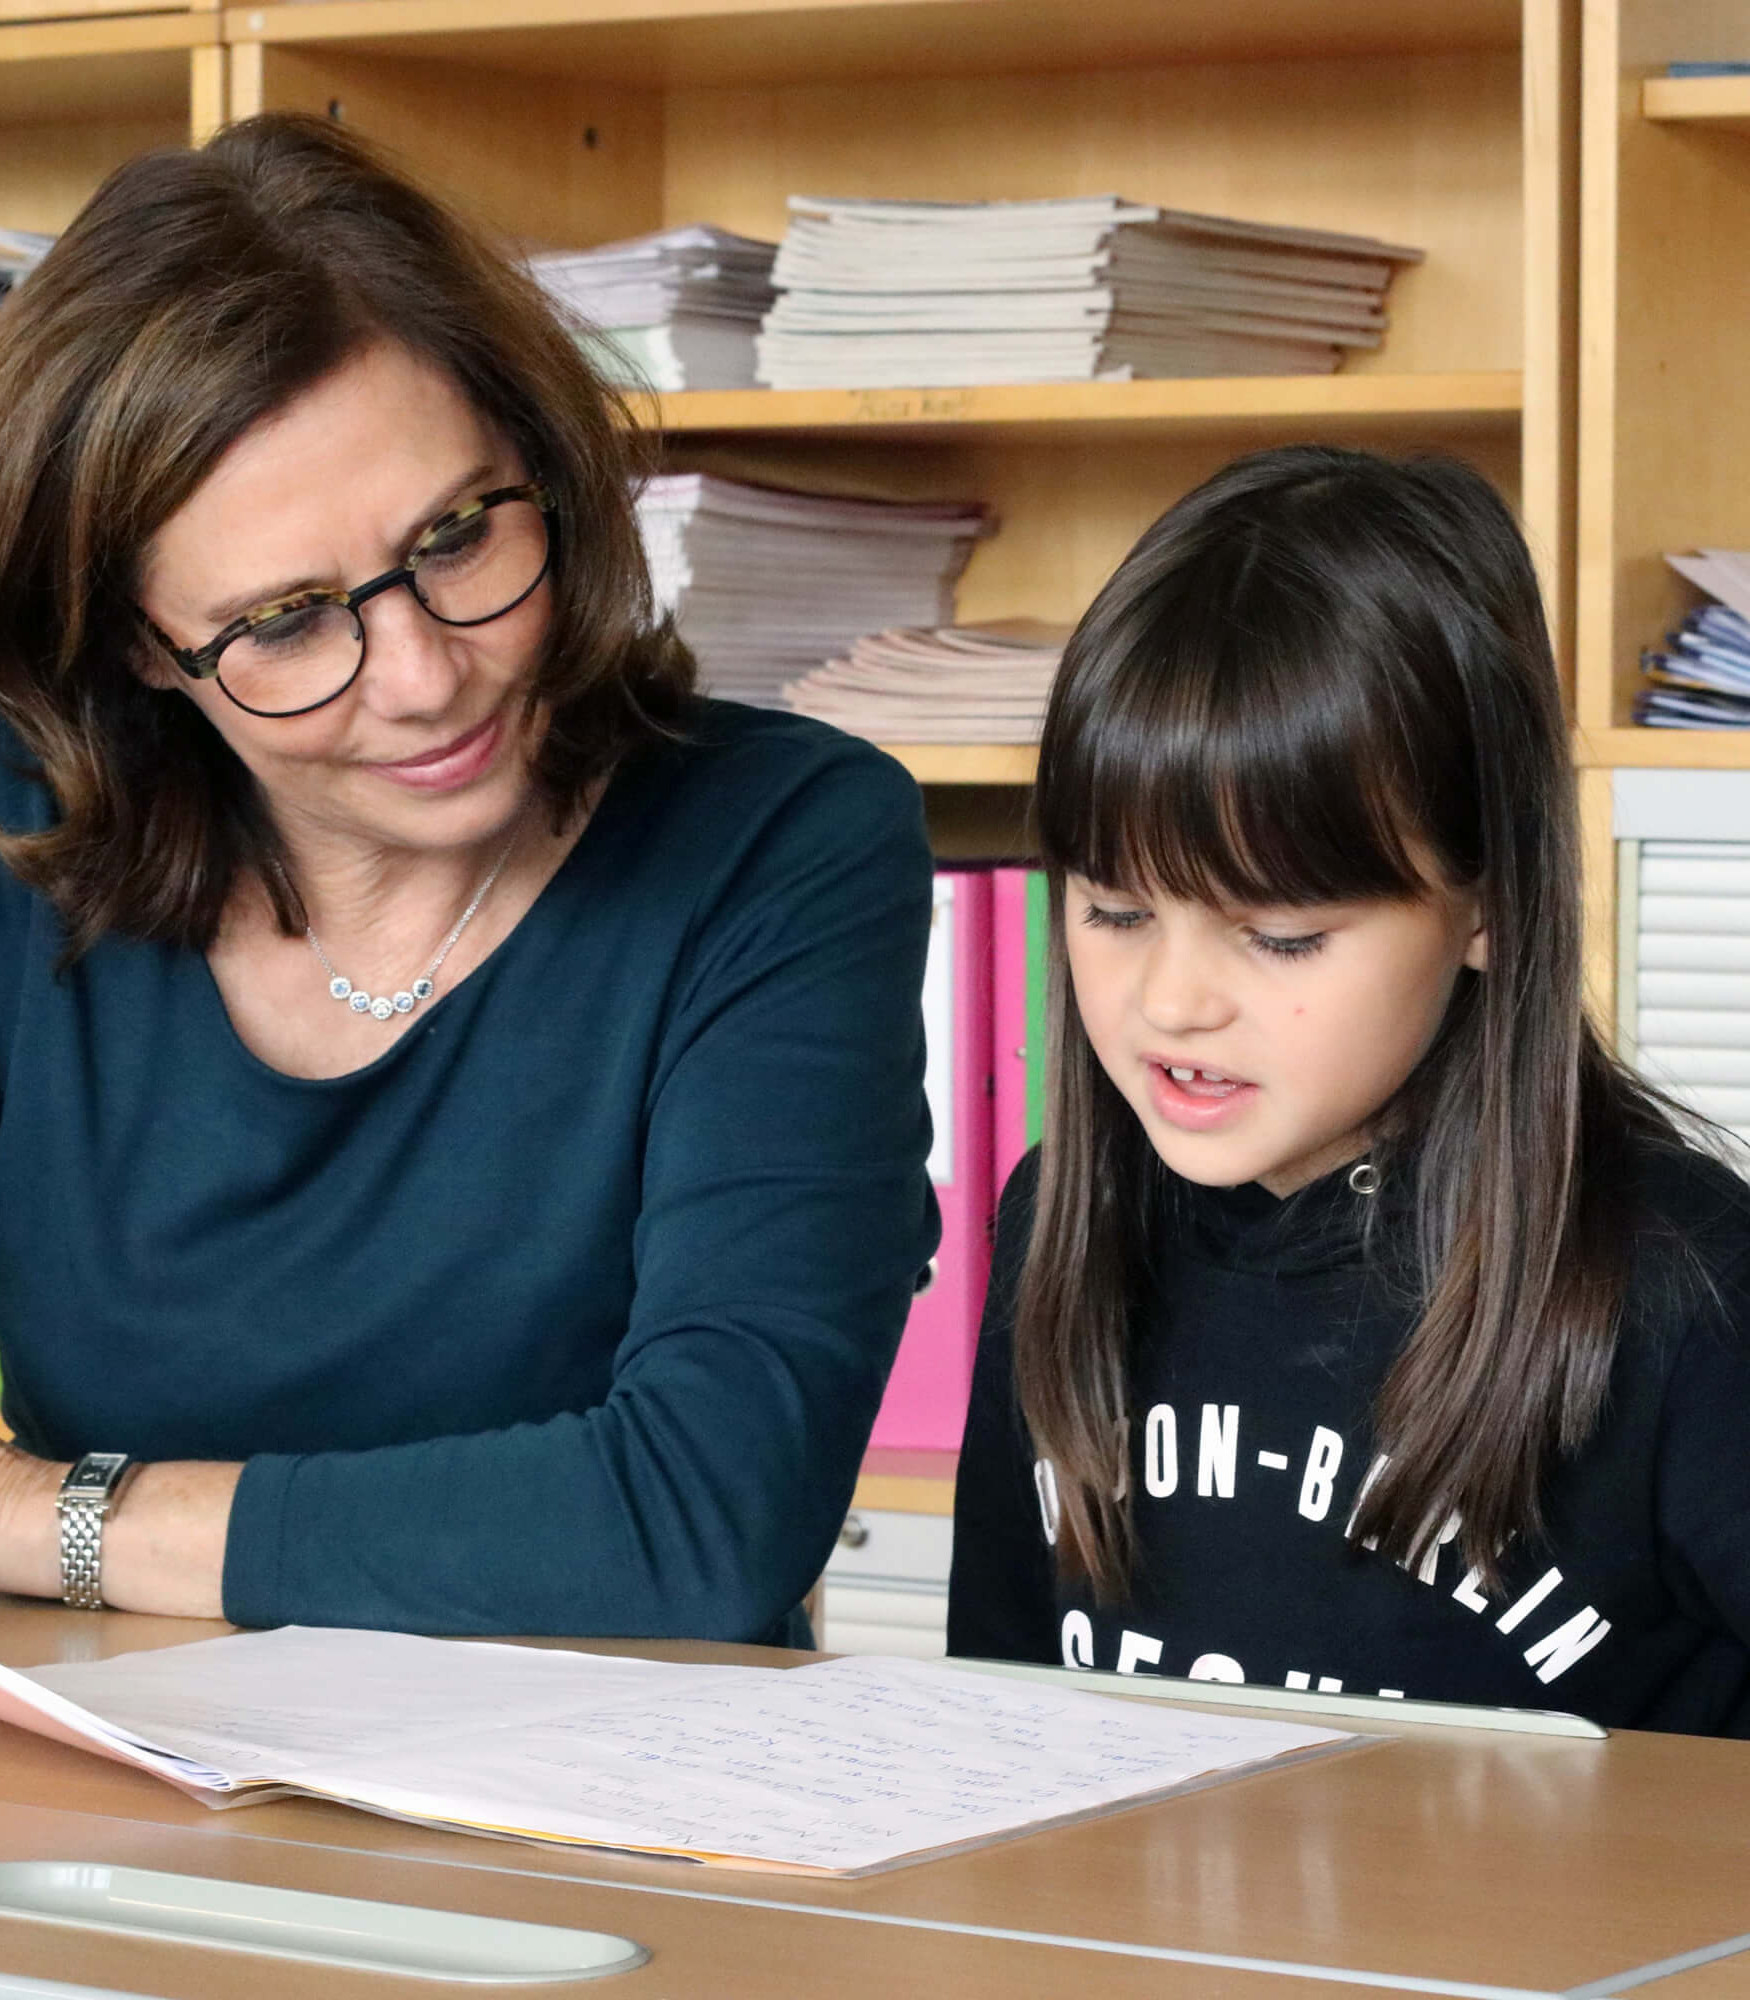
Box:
[1294,1005,1305,1016]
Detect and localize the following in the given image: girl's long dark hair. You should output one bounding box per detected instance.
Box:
[1021,445,1682,1595]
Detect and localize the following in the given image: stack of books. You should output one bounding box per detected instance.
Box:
[784,623,1062,742]
[528,225,777,392]
[0,227,54,304]
[1637,551,1750,728]
[636,473,991,708]
[756,195,1422,388]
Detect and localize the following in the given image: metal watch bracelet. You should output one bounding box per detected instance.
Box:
[56,1452,133,1610]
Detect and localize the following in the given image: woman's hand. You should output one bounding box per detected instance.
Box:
[0,1443,240,1618]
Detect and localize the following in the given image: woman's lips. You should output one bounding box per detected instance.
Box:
[1146,1061,1259,1132]
[368,712,503,792]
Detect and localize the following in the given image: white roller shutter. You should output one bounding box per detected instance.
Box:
[1624,840,1750,1149]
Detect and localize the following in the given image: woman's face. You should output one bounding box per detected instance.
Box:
[135,339,552,863]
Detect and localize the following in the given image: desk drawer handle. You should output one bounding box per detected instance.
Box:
[839,1513,870,1549]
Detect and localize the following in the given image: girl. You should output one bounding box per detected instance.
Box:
[948,445,1750,1733]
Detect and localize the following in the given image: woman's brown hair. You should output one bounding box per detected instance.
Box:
[0,111,693,956]
[1022,445,1686,1597]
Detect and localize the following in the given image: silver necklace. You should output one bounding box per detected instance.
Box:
[303,813,527,1024]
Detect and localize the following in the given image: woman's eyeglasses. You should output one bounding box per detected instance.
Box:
[137,482,557,719]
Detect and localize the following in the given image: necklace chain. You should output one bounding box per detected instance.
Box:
[303,812,528,1024]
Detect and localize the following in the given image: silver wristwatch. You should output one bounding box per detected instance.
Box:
[56,1452,133,1610]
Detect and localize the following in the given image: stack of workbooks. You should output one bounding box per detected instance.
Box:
[756,195,1423,387]
[528,225,777,392]
[1637,551,1750,728]
[0,226,53,304]
[784,622,1063,742]
[637,473,992,706]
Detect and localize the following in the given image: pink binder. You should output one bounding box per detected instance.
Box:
[991,866,1042,1193]
[870,869,994,1450]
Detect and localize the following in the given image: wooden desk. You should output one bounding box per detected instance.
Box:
[0,1603,1745,1999]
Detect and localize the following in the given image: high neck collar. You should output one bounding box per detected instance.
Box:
[1169,1154,1410,1277]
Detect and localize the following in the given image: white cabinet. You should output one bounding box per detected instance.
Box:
[822,1509,953,1660]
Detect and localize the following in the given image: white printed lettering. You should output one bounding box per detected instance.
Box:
[1452,1566,1490,1613]
[1378,1689,1405,1700]
[1033,1459,1061,1547]
[1116,1629,1165,1676]
[1524,1608,1612,1684]
[1496,1568,1563,1635]
[1188,1653,1246,1683]
[1413,1512,1462,1587]
[1344,1451,1391,1545]
[1143,1404,1179,1498]
[1197,1404,1239,1498]
[1316,1677,1343,1693]
[1257,1451,1289,1470]
[1061,1609,1094,1669]
[1297,1427,1345,1522]
[1285,1671,1312,1690]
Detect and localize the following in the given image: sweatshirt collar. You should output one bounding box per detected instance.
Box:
[1170,1154,1407,1277]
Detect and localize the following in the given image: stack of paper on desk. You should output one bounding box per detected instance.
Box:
[784,623,1064,742]
[757,195,1423,388]
[638,472,993,707]
[1637,551,1750,728]
[529,225,778,392]
[0,1627,1348,1877]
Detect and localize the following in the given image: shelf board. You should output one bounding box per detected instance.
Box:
[1575,728,1750,770]
[853,1447,957,1517]
[0,14,217,122]
[222,0,1518,88]
[1641,74,1750,135]
[629,373,1522,447]
[876,744,1036,786]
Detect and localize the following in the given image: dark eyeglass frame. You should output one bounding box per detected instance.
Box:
[136,480,558,720]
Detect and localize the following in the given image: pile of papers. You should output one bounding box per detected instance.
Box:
[0,1625,1349,1877]
[756,195,1423,388]
[638,473,992,706]
[785,623,1064,742]
[0,226,53,304]
[529,224,777,392]
[1638,551,1750,728]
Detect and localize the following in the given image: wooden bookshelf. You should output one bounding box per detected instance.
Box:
[223,0,1576,852]
[631,374,1524,447]
[0,18,222,224]
[1574,3,1750,763]
[1641,71,1750,132]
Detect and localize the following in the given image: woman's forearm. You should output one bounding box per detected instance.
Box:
[0,1443,237,1617]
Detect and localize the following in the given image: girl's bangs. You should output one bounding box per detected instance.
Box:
[1037,592,1434,913]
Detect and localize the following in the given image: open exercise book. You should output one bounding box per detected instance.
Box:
[0,1627,1350,1877]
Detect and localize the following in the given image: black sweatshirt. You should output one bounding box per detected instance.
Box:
[948,1144,1750,1735]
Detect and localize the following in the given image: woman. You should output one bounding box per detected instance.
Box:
[0,115,936,1640]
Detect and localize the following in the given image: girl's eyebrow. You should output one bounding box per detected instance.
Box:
[197,459,498,629]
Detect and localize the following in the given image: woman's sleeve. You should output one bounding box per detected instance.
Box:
[947,1153,1060,1665]
[222,740,938,1638]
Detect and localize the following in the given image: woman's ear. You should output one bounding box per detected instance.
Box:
[128,617,178,691]
[1462,899,1489,973]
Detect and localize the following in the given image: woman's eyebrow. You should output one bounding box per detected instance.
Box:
[197,460,499,629]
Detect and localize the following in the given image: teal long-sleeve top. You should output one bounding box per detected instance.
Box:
[0,699,938,1640]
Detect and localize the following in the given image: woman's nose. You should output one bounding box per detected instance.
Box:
[356,583,467,718]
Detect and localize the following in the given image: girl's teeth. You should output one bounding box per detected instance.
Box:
[1170,1066,1195,1081]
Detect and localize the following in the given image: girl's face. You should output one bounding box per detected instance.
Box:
[1064,871,1487,1197]
[135,338,551,866]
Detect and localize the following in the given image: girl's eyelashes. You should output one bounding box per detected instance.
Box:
[1078,901,1151,931]
[1246,928,1328,960]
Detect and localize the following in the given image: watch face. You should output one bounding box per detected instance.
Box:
[67,1452,130,1496]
